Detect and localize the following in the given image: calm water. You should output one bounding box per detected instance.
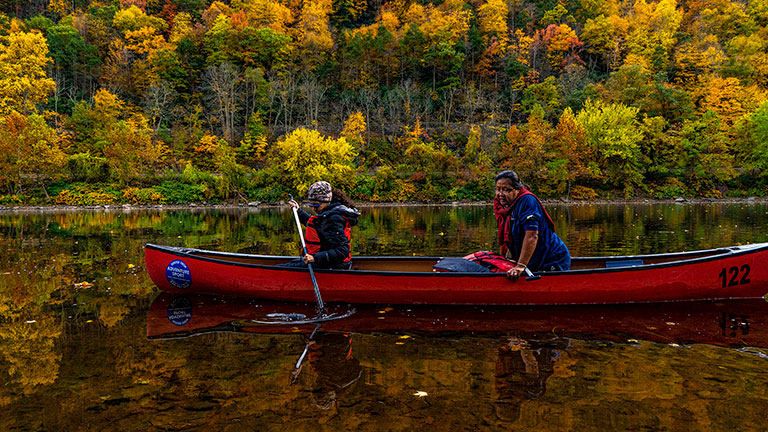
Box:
[1,203,768,431]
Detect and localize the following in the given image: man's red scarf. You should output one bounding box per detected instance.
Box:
[494,188,556,249]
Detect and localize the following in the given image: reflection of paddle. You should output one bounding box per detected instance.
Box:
[289,194,326,314]
[292,324,320,383]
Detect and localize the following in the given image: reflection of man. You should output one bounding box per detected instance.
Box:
[494,336,568,421]
[307,333,363,410]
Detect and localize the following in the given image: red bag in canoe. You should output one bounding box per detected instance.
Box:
[462,251,517,273]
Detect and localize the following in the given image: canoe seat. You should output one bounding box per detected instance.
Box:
[605,259,644,268]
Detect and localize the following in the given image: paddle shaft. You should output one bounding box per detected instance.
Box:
[290,203,326,312]
[524,266,541,281]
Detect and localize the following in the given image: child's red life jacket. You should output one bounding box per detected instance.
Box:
[305,215,353,262]
[462,251,517,273]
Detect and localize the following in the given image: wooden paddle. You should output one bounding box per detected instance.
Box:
[289,194,326,314]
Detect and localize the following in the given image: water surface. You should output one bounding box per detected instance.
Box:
[1,203,767,431]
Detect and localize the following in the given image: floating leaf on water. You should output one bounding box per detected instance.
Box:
[413,391,428,398]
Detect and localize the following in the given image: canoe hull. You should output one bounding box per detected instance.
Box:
[144,244,768,305]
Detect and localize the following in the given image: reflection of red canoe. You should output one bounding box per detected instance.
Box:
[144,243,768,305]
[147,293,768,348]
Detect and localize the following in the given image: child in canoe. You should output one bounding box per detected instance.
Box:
[284,181,360,270]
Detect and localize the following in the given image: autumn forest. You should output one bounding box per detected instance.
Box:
[1,0,768,205]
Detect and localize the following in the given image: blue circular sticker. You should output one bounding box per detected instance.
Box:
[166,260,191,290]
[167,297,192,326]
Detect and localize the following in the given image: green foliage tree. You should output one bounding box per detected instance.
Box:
[576,99,644,196]
[521,76,564,120]
[734,102,768,180]
[44,23,101,112]
[673,111,736,195]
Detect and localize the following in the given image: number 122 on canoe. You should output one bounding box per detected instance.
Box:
[719,265,751,288]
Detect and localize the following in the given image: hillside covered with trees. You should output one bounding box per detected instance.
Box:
[1,0,768,205]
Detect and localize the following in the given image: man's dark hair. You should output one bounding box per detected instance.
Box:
[495,170,524,189]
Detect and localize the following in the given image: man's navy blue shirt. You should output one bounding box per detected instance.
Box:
[504,194,570,271]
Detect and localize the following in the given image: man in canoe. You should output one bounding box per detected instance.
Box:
[285,181,361,269]
[494,170,570,280]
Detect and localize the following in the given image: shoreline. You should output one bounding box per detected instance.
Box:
[2,196,768,213]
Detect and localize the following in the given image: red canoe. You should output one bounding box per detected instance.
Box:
[144,243,768,305]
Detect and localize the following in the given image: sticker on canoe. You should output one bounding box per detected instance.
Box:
[167,296,192,326]
[166,260,191,290]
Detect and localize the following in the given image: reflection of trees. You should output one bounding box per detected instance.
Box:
[0,317,62,392]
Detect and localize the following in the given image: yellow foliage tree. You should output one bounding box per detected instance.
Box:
[624,0,682,72]
[697,76,768,131]
[0,112,66,196]
[581,14,628,71]
[416,1,471,47]
[75,89,168,185]
[463,125,492,171]
[477,0,509,52]
[169,12,193,44]
[300,0,334,53]
[124,26,168,55]
[342,111,367,151]
[268,128,356,194]
[510,29,534,67]
[0,31,56,116]
[232,0,293,33]
[112,5,167,34]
